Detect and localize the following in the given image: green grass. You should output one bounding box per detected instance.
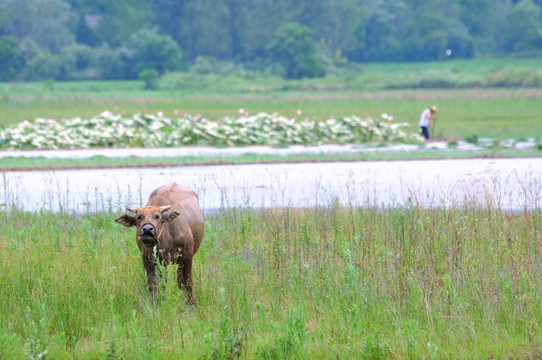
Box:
[1,199,542,358]
[1,147,542,171]
[1,58,541,141]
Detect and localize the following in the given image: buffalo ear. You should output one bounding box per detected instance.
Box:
[114,214,136,228]
[162,210,180,223]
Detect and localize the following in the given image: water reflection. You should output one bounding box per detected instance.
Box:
[1,158,541,213]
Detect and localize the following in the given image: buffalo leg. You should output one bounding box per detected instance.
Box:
[177,258,196,305]
[142,253,159,300]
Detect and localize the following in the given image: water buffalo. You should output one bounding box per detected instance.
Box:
[114,183,204,304]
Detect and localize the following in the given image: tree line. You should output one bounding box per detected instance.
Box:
[0,0,541,82]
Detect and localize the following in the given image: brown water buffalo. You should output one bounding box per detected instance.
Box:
[114,183,204,304]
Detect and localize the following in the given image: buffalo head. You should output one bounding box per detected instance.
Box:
[114,205,180,247]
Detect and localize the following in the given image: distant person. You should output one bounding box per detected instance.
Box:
[419,105,437,141]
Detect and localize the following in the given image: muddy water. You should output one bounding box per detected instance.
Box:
[2,158,541,212]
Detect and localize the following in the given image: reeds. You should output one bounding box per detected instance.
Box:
[1,191,541,358]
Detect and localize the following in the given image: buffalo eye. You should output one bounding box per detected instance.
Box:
[154,214,160,220]
[136,215,143,221]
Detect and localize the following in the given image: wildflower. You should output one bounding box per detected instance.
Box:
[381,113,388,120]
[239,108,245,114]
[174,109,179,115]
[46,119,56,124]
[157,111,164,118]
[114,106,119,111]
[388,116,393,122]
[297,109,302,115]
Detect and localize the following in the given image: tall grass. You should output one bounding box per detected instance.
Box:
[1,195,541,358]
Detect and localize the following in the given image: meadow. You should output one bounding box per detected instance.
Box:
[1,197,541,359]
[1,58,541,142]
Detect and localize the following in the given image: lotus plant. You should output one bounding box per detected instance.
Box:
[0,112,423,150]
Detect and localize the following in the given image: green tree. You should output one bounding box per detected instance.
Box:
[504,0,542,52]
[93,1,148,47]
[0,36,22,81]
[267,22,325,79]
[139,68,159,90]
[95,45,135,80]
[296,0,365,59]
[2,0,77,53]
[446,20,475,58]
[75,15,102,47]
[129,28,183,76]
[358,0,408,61]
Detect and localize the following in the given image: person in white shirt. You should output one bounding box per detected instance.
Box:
[419,105,437,140]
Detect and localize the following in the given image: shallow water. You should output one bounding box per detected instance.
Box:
[2,158,541,213]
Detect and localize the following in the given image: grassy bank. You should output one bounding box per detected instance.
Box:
[1,147,542,172]
[1,200,541,358]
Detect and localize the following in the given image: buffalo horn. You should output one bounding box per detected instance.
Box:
[159,205,171,213]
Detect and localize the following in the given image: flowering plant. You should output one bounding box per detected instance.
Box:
[0,111,423,150]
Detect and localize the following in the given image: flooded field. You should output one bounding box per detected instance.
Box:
[2,158,540,212]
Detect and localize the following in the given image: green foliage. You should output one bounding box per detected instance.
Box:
[1,202,542,358]
[75,14,103,47]
[0,36,22,81]
[504,0,542,53]
[139,69,159,90]
[208,288,244,360]
[93,28,183,80]
[255,308,307,359]
[95,45,135,80]
[129,28,183,76]
[465,134,479,144]
[0,111,422,150]
[1,0,542,80]
[266,22,325,79]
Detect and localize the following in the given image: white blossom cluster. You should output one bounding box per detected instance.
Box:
[0,111,423,150]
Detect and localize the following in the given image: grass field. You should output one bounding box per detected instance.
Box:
[1,59,541,141]
[1,197,541,359]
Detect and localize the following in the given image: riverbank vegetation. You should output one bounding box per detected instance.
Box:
[1,146,542,172]
[1,197,541,358]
